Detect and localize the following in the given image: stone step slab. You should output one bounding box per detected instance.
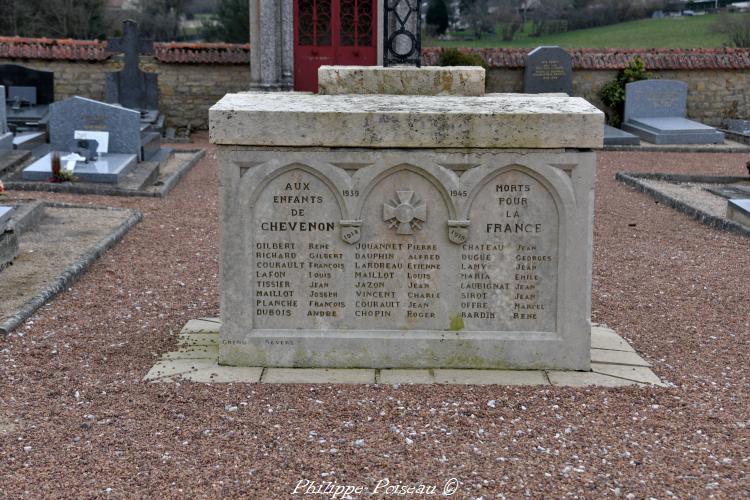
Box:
[591,348,650,367]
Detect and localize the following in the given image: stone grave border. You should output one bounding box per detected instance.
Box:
[615,171,750,238]
[2,149,205,198]
[0,200,142,334]
[604,140,750,153]
[143,319,667,388]
[719,128,750,147]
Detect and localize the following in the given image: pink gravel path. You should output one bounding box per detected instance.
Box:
[0,138,748,497]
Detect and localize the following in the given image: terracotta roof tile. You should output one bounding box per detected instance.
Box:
[0,37,108,61]
[154,42,250,64]
[0,37,748,69]
[422,47,750,70]
[0,37,251,64]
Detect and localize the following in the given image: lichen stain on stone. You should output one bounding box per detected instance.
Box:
[449,314,464,331]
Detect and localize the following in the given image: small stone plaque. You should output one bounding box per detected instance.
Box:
[523,46,573,95]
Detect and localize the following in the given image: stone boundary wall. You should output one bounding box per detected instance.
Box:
[423,48,750,127]
[0,37,747,128]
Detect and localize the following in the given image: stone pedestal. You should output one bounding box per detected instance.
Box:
[318,66,486,96]
[210,83,603,370]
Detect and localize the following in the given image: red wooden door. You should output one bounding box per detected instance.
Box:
[294,0,377,92]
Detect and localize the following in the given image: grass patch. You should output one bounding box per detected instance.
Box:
[425,14,733,49]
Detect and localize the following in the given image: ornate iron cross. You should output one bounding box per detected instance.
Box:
[383,0,421,67]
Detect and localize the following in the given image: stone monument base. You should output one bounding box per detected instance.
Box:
[23,153,138,184]
[145,319,666,387]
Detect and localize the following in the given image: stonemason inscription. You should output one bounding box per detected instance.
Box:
[211,91,602,370]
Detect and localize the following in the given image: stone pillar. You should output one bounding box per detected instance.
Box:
[249,0,293,91]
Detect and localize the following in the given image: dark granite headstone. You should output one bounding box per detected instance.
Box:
[106,20,159,111]
[0,65,54,105]
[523,46,573,95]
[0,85,12,150]
[49,96,141,157]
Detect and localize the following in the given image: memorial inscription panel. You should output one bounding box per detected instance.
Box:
[242,163,561,334]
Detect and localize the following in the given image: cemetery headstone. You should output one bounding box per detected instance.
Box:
[727,119,750,135]
[0,86,12,151]
[48,97,141,157]
[0,205,17,271]
[0,64,54,129]
[727,199,750,228]
[622,79,724,144]
[524,46,573,95]
[106,20,159,113]
[209,77,604,371]
[22,97,144,184]
[0,205,13,232]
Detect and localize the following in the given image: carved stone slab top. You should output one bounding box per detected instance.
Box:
[209,92,604,149]
[318,65,486,96]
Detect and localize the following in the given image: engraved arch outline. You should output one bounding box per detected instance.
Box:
[461,163,575,223]
[243,162,351,220]
[461,161,576,337]
[354,163,459,221]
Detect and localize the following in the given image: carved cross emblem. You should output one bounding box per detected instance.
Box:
[383,190,427,235]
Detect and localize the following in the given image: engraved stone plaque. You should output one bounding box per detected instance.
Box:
[212,91,602,370]
[523,46,573,95]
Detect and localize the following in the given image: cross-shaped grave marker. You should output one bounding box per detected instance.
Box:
[105,20,159,111]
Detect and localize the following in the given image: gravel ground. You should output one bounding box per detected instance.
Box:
[0,205,134,323]
[0,140,748,498]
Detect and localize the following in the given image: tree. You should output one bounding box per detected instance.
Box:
[598,56,652,126]
[458,0,499,38]
[201,0,249,43]
[426,0,450,36]
[714,13,750,48]
[0,0,110,39]
[132,0,188,41]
